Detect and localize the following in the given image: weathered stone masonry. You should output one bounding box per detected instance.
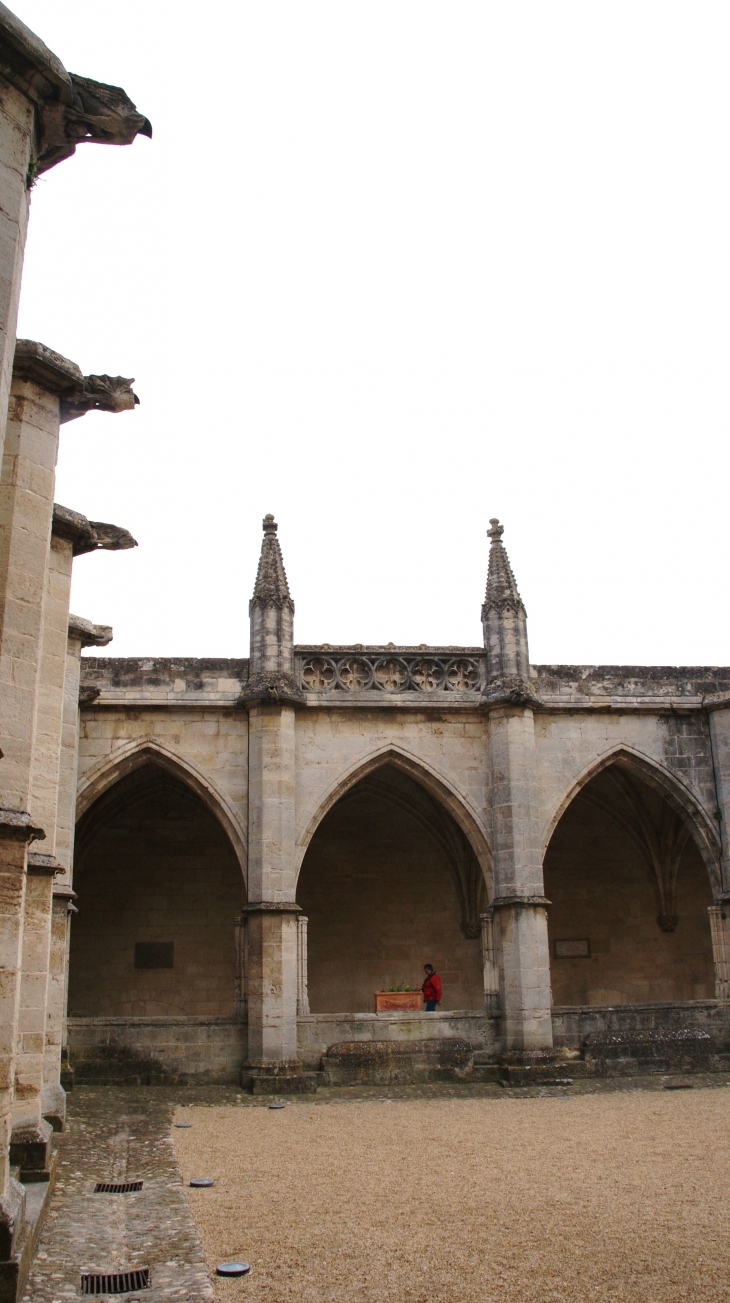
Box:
[71,515,730,1096]
[0,4,149,1294]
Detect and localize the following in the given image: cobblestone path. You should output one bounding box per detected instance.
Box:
[22,1086,240,1303]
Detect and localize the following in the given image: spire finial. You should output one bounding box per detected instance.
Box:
[483,517,524,613]
[251,513,292,607]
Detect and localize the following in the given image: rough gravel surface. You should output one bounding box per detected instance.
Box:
[175,1083,730,1303]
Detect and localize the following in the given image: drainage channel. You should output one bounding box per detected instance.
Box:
[81,1267,150,1295]
[23,1087,216,1303]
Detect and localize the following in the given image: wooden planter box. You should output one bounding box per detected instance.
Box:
[375,990,422,1014]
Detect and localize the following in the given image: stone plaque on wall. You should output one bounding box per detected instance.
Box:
[554,938,591,959]
[135,942,174,969]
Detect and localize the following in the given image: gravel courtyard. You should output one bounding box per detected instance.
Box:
[174,1085,730,1303]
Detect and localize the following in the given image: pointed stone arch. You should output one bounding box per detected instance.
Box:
[76,738,247,885]
[295,743,493,898]
[543,744,721,896]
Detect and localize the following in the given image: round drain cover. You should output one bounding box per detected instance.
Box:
[217,1262,251,1277]
[190,1178,214,1187]
[269,1102,285,1109]
[175,1123,192,1128]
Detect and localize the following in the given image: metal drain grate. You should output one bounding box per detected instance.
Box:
[94,1181,144,1194]
[81,1268,150,1294]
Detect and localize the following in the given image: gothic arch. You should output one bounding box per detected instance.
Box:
[543,744,721,894]
[76,738,247,884]
[295,743,493,896]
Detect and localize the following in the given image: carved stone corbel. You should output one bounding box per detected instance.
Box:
[35,74,152,176]
[53,505,137,557]
[60,374,139,423]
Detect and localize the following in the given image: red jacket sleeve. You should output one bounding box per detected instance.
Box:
[432,974,442,1002]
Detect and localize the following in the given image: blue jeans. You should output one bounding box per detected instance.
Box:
[425,999,437,1011]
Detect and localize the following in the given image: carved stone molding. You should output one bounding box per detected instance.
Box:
[0,12,151,177]
[53,505,137,557]
[60,374,139,423]
[14,343,140,420]
[300,654,483,695]
[239,672,304,708]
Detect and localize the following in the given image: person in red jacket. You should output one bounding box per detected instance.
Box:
[422,964,442,1011]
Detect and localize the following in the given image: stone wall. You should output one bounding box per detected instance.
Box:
[297,768,484,1013]
[544,774,714,1005]
[67,1015,246,1084]
[68,768,244,1018]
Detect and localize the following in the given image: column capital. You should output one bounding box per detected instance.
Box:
[241,901,302,915]
[490,894,551,910]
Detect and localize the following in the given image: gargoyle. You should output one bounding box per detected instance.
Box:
[36,73,152,175]
[60,375,139,424]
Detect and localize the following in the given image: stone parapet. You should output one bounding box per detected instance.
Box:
[297,1010,497,1069]
[66,1015,246,1085]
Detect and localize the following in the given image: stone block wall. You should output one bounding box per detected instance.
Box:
[68,769,244,1018]
[67,1015,246,1084]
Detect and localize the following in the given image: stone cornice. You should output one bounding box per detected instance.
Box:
[68,616,112,653]
[54,505,137,558]
[27,852,62,876]
[0,809,44,843]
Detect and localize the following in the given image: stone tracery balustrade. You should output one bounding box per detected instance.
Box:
[299,653,483,694]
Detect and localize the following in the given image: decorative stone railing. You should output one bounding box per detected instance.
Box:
[297,653,484,694]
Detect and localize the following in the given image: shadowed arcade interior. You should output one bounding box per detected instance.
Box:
[69,764,244,1017]
[545,763,714,1006]
[297,765,485,1013]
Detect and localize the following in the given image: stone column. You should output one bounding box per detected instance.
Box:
[480,908,499,1014]
[708,905,730,1000]
[41,612,111,1129]
[0,355,64,1190]
[11,529,74,1163]
[243,702,310,1091]
[242,515,313,1093]
[297,914,310,1015]
[487,705,553,1051]
[480,519,552,1053]
[0,84,32,466]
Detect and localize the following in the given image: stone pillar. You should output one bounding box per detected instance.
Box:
[11,529,73,1159]
[480,518,552,1053]
[0,84,32,466]
[487,705,553,1051]
[708,905,730,1000]
[41,612,111,1129]
[0,356,63,1191]
[706,704,730,891]
[480,908,499,1014]
[297,914,310,1015]
[242,515,313,1092]
[243,702,312,1091]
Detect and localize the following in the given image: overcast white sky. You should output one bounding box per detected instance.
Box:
[11,1,730,663]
